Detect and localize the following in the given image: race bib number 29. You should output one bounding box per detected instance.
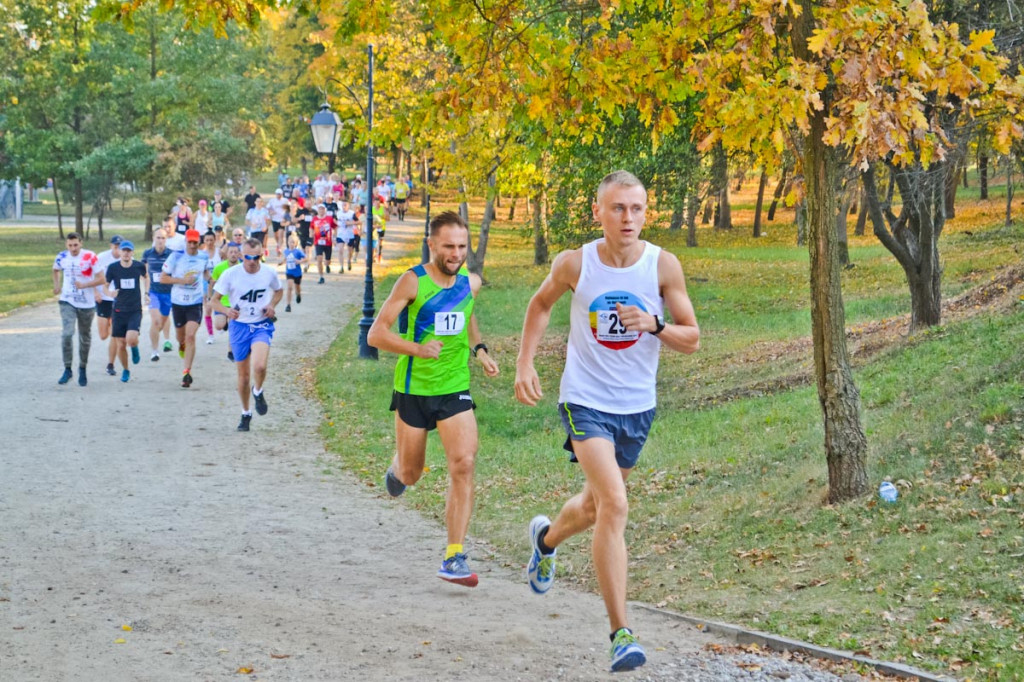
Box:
[595,310,639,342]
[434,311,465,336]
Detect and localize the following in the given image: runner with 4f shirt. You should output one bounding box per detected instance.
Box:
[212,238,283,433]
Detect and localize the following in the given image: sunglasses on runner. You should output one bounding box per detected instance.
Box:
[243,254,261,261]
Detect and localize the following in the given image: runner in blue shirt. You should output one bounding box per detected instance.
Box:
[281,233,306,313]
[142,228,175,360]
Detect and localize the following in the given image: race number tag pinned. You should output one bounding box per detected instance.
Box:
[595,310,639,342]
[434,311,465,336]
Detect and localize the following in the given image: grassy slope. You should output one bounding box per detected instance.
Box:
[315,194,1024,680]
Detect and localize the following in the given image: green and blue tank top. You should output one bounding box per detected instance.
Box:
[394,264,475,396]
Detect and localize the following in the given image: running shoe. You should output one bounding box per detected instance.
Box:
[318,277,325,284]
[384,466,406,497]
[227,350,234,361]
[296,294,301,304]
[178,343,185,358]
[237,414,252,432]
[150,351,160,362]
[285,304,291,313]
[131,346,140,364]
[253,389,268,416]
[437,553,478,588]
[58,368,73,385]
[181,372,193,388]
[527,515,557,594]
[78,368,87,387]
[106,363,116,376]
[163,341,172,352]
[609,629,646,672]
[206,337,214,345]
[326,264,330,273]
[121,369,130,383]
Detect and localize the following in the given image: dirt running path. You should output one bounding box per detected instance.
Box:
[0,221,833,681]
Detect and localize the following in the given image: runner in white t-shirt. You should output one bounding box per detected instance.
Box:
[212,237,283,432]
[53,232,100,386]
[94,235,123,375]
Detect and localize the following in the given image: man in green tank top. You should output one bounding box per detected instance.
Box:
[368,211,499,587]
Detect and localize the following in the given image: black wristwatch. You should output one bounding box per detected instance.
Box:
[473,343,489,356]
[651,314,666,336]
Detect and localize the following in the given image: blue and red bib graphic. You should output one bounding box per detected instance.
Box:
[588,291,647,350]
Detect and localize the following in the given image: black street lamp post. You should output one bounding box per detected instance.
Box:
[357,44,378,359]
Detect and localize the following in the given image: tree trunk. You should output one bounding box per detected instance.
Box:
[467,172,495,277]
[1005,157,1014,228]
[300,156,308,176]
[531,186,548,266]
[420,154,429,207]
[669,203,684,231]
[753,169,768,237]
[854,183,867,236]
[962,157,969,187]
[733,169,744,192]
[945,155,962,219]
[863,166,944,331]
[507,197,516,221]
[791,1,869,504]
[686,191,699,247]
[53,176,65,239]
[74,178,84,234]
[836,188,852,267]
[712,145,732,229]
[767,165,790,221]
[701,197,713,224]
[979,153,988,199]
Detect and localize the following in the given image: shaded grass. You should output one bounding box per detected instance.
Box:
[324,203,1023,679]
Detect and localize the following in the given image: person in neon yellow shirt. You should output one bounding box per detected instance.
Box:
[368,210,499,588]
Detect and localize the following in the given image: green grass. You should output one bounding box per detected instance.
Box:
[316,206,1024,681]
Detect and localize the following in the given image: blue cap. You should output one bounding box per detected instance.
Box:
[119,240,134,251]
[110,234,123,245]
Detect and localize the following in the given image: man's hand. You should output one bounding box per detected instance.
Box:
[262,305,276,320]
[615,302,657,333]
[476,350,499,378]
[514,364,543,406]
[417,340,443,359]
[225,308,240,320]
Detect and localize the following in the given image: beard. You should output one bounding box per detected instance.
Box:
[435,255,465,277]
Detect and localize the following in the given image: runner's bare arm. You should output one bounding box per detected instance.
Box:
[466,274,499,377]
[52,268,61,295]
[514,249,581,406]
[264,286,283,319]
[614,251,699,353]
[367,271,443,359]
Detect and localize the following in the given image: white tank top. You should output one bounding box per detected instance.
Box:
[559,239,663,414]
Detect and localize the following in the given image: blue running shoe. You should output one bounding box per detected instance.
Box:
[437,553,478,587]
[384,467,406,497]
[78,368,87,387]
[121,369,130,383]
[610,629,646,672]
[58,368,73,385]
[131,346,140,365]
[106,363,116,376]
[527,515,556,594]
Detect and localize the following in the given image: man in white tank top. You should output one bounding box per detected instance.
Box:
[514,170,700,673]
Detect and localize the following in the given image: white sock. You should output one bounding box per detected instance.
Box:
[252,386,263,396]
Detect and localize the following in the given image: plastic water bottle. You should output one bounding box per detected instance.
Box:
[878,481,898,503]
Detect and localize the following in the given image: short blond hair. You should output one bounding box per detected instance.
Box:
[596,170,645,202]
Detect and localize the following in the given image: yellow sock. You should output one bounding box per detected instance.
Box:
[445,544,463,560]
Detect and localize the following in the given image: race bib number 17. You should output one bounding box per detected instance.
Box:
[434,311,465,336]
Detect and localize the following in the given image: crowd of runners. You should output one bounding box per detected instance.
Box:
[50,170,702,673]
[52,173,411,430]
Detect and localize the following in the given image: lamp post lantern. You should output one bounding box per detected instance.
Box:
[309,102,341,173]
[357,44,378,359]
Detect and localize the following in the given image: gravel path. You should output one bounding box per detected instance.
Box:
[0,220,857,680]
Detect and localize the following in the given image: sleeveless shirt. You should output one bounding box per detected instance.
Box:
[559,239,663,414]
[393,264,475,396]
